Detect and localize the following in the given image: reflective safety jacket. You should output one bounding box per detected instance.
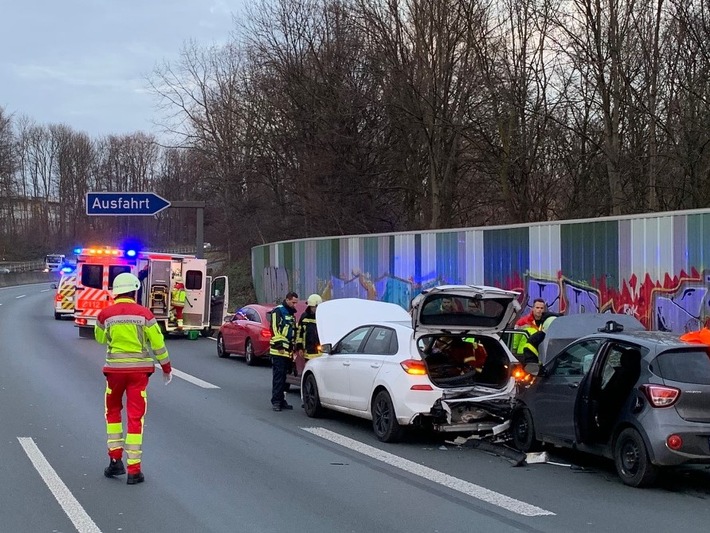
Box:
[171,285,186,308]
[296,308,320,359]
[269,302,297,357]
[95,297,171,374]
[521,342,539,364]
[514,325,540,355]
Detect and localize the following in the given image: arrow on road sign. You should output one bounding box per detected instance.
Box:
[86,192,171,216]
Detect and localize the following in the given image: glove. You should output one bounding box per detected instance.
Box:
[163,372,172,385]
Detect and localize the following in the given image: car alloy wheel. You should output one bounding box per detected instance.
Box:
[613,428,658,487]
[302,373,323,417]
[372,390,404,443]
[511,407,541,452]
[217,335,229,358]
[245,339,256,366]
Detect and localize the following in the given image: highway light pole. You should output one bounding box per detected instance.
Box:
[169,201,206,259]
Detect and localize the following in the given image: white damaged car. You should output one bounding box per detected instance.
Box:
[300,286,525,442]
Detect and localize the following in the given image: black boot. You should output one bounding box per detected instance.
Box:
[104,459,126,477]
[127,472,145,485]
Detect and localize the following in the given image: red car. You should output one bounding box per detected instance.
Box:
[217,302,308,366]
[217,304,275,365]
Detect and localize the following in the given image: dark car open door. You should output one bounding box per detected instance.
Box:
[530,338,603,444]
[575,341,643,444]
[574,341,609,444]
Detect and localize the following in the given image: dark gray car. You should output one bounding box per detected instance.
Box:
[511,315,710,487]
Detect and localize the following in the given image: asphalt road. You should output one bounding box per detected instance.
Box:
[2,282,710,533]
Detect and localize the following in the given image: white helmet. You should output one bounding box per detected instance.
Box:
[306,294,323,307]
[112,272,140,296]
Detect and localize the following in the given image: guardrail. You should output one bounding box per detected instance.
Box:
[0,260,46,273]
[0,270,58,288]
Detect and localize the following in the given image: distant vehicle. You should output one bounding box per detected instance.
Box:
[511,314,710,487]
[44,254,66,271]
[301,286,526,442]
[0,266,10,274]
[53,270,77,320]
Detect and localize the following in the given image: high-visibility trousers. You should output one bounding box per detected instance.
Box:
[104,372,150,474]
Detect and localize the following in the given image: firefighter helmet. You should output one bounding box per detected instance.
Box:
[306,294,323,307]
[112,272,141,296]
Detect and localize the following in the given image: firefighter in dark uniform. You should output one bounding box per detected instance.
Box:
[270,292,299,411]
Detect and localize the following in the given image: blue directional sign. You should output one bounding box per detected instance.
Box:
[86,192,171,216]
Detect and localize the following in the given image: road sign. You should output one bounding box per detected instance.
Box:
[86,192,171,216]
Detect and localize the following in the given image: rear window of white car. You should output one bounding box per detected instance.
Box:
[419,295,508,328]
[653,349,710,385]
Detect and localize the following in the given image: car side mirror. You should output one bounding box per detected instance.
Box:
[50,283,58,289]
[320,343,332,354]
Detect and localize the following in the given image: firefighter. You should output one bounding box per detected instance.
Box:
[296,294,322,360]
[461,336,488,371]
[95,272,172,485]
[270,292,299,411]
[171,276,187,329]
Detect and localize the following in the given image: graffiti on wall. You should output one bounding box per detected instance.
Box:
[517,269,710,333]
[264,266,710,333]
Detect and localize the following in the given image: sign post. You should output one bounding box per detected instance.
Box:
[85,193,206,258]
[85,192,171,216]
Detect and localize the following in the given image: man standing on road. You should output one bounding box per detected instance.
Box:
[95,272,172,485]
[270,292,299,411]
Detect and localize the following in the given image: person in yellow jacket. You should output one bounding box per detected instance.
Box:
[295,294,322,360]
[170,276,187,329]
[95,272,172,485]
[270,292,299,411]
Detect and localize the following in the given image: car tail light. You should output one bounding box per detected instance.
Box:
[640,384,680,407]
[400,359,427,376]
[410,384,434,391]
[260,328,272,339]
[75,318,87,326]
[667,434,683,450]
[510,363,532,383]
[55,294,63,302]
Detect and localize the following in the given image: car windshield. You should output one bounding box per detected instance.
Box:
[419,295,509,328]
[653,349,710,385]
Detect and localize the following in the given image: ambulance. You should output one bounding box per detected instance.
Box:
[73,246,228,338]
[53,268,77,320]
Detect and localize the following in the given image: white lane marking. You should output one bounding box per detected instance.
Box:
[18,437,102,533]
[302,427,555,517]
[41,288,51,292]
[16,294,26,299]
[154,364,220,389]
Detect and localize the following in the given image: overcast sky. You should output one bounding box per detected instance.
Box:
[0,0,245,138]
